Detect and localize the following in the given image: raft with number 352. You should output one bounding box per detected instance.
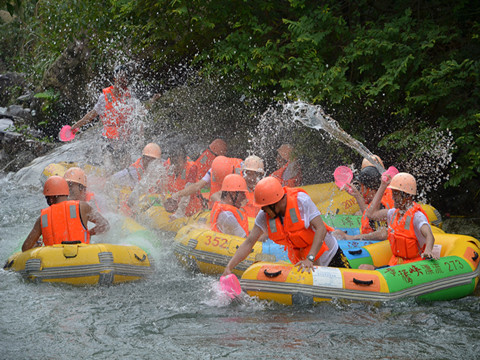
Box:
[239,233,480,304]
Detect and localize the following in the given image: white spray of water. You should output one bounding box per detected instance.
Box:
[283,101,386,173]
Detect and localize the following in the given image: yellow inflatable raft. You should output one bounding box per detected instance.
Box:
[4,242,154,286]
[240,233,480,304]
[174,224,289,276]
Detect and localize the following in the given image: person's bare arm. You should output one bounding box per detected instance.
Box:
[173,179,207,199]
[72,109,98,130]
[295,215,326,273]
[80,202,110,235]
[420,224,437,259]
[22,217,42,251]
[365,177,391,221]
[222,225,263,276]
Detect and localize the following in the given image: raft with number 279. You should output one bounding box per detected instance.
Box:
[239,233,480,304]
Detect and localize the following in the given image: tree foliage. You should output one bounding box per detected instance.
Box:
[1,0,479,189]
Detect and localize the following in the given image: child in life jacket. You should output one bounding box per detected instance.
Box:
[271,144,302,187]
[333,165,392,241]
[362,172,437,269]
[210,174,249,237]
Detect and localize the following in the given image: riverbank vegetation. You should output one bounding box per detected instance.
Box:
[1,0,479,214]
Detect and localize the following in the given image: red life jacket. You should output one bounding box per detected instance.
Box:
[194,148,217,181]
[387,203,429,266]
[244,190,259,218]
[40,201,90,246]
[129,157,144,181]
[271,161,302,187]
[101,86,132,140]
[210,202,249,236]
[167,160,203,216]
[266,187,332,264]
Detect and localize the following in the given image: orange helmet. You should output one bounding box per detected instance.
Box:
[43,176,69,196]
[242,155,264,173]
[209,139,227,156]
[277,144,293,161]
[388,172,417,195]
[221,174,248,192]
[361,155,384,169]
[211,156,235,185]
[64,167,87,187]
[142,143,162,159]
[254,176,284,206]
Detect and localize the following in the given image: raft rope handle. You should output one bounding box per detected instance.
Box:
[353,278,374,286]
[264,269,282,278]
[348,249,363,255]
[3,259,14,269]
[472,251,479,262]
[61,240,82,244]
[236,245,254,253]
[135,254,147,262]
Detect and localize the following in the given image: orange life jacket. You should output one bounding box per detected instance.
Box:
[360,189,394,234]
[167,160,203,216]
[194,148,217,181]
[266,187,332,264]
[40,201,90,246]
[383,188,395,210]
[210,202,249,236]
[271,161,302,187]
[244,190,259,217]
[387,203,429,266]
[129,157,144,181]
[101,86,132,140]
[85,192,101,213]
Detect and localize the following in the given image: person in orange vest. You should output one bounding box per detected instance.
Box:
[194,138,228,181]
[210,174,250,237]
[362,172,436,269]
[22,176,110,251]
[110,142,162,190]
[172,155,243,208]
[64,167,105,213]
[71,64,143,169]
[271,144,302,187]
[165,145,203,219]
[222,177,350,276]
[241,155,265,217]
[333,166,393,241]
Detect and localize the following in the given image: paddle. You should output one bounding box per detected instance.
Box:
[59,125,78,142]
[219,274,242,299]
[334,166,354,193]
[382,166,399,182]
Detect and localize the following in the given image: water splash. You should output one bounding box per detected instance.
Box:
[284,101,385,173]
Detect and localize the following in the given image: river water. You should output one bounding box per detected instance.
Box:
[1,142,480,360]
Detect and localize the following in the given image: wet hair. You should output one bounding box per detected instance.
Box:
[358,166,381,189]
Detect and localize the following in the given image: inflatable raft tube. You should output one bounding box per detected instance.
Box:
[3,242,154,286]
[240,233,480,304]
